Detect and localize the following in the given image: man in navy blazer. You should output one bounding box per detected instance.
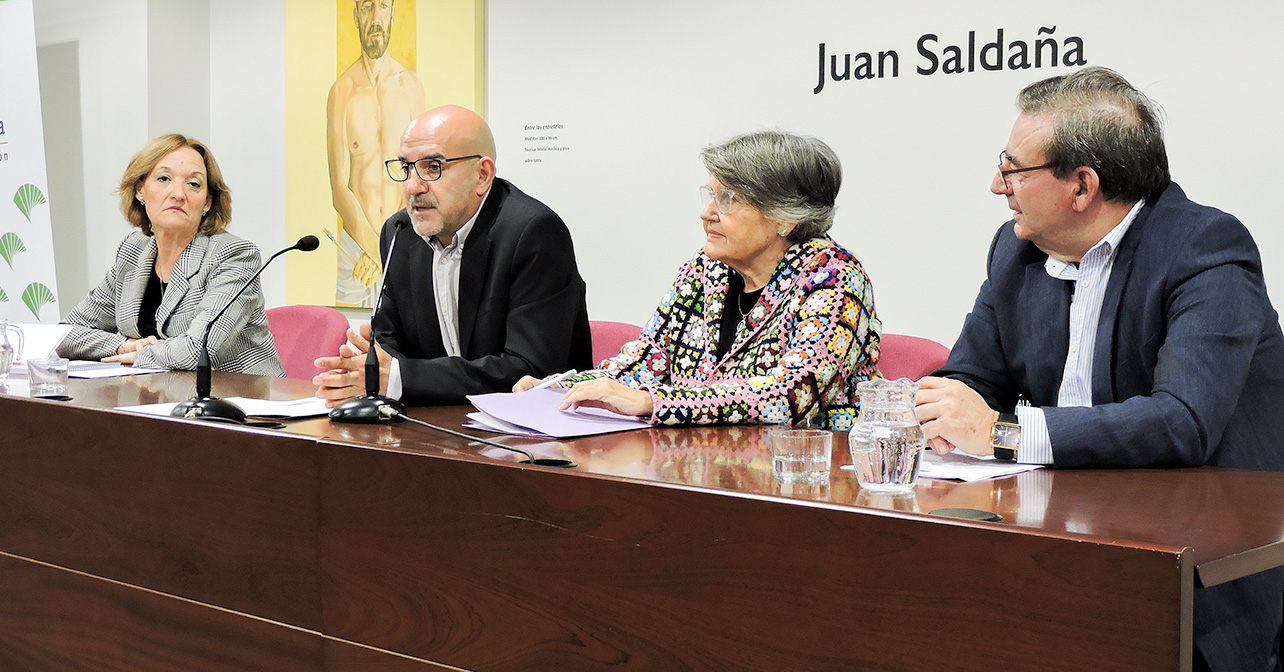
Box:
[915,68,1284,672]
[314,105,591,405]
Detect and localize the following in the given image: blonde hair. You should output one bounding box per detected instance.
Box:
[118,134,232,235]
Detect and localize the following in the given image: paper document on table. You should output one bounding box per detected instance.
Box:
[8,323,71,362]
[467,387,650,438]
[11,360,167,378]
[465,411,554,438]
[916,450,1042,482]
[843,450,1039,482]
[116,396,329,419]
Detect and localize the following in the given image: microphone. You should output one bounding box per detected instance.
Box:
[329,221,408,424]
[171,235,319,422]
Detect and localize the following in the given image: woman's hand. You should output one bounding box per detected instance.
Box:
[558,378,654,417]
[512,375,547,392]
[116,336,159,355]
[103,336,161,365]
[102,350,138,365]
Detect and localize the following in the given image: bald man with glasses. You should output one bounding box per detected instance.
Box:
[315,105,592,406]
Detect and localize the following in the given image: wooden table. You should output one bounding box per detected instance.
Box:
[2,372,1282,671]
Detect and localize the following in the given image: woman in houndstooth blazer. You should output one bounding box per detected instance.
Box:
[58,134,283,376]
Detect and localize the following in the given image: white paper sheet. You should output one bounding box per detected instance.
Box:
[467,388,650,438]
[116,396,329,419]
[842,449,1042,482]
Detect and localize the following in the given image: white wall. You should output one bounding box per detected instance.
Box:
[32,0,1284,348]
[487,0,1284,347]
[209,0,288,309]
[34,0,147,301]
[34,0,289,312]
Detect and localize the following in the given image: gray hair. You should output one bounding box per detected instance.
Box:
[1017,66,1170,203]
[700,130,842,242]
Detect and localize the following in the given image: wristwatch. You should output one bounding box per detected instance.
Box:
[990,412,1021,462]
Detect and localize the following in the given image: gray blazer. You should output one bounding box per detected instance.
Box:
[59,230,284,376]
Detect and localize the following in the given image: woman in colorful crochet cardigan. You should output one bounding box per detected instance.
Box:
[516,130,881,430]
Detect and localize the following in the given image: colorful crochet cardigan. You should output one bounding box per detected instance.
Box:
[595,236,881,429]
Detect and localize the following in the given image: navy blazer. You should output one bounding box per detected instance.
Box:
[940,182,1284,672]
[373,178,592,405]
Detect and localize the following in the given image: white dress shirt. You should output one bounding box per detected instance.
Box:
[1015,200,1144,464]
[385,187,492,399]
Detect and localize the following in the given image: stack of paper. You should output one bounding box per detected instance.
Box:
[466,388,650,438]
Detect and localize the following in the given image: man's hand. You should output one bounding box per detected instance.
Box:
[558,378,654,418]
[313,322,392,407]
[914,376,1000,457]
[353,252,381,288]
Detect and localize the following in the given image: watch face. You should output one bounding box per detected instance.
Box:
[993,423,1020,447]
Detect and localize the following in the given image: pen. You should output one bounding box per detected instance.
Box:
[529,369,578,391]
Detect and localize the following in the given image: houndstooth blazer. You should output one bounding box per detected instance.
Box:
[58,230,284,376]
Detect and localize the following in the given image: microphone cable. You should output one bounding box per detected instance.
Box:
[379,405,575,468]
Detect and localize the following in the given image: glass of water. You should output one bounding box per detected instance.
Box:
[27,356,70,397]
[767,428,833,484]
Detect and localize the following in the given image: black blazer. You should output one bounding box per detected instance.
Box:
[372,178,591,405]
[939,182,1284,672]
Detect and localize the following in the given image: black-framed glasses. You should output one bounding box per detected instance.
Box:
[385,155,482,182]
[699,185,742,214]
[998,150,1055,190]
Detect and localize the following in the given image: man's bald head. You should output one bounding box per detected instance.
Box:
[403,105,497,163]
[397,105,498,241]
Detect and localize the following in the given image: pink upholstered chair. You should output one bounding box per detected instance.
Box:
[877,333,951,381]
[266,305,352,380]
[590,320,642,368]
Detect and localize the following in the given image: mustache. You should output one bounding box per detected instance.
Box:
[409,194,437,209]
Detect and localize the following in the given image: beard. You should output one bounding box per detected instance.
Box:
[361,26,389,59]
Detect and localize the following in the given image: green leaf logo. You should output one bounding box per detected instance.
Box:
[0,232,26,269]
[21,282,55,319]
[0,287,8,303]
[13,184,47,224]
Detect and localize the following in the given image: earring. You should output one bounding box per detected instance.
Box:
[777,227,788,237]
[202,208,209,215]
[136,196,144,205]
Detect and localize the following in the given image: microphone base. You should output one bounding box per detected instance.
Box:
[171,396,248,423]
[329,395,407,424]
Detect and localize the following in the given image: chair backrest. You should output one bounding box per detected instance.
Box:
[878,333,951,382]
[590,320,641,368]
[266,305,351,380]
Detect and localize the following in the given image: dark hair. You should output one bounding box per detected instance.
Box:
[1017,66,1170,202]
[700,130,842,242]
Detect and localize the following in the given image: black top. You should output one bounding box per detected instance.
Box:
[717,272,763,359]
[137,266,164,339]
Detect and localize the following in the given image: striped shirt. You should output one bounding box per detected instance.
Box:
[1015,200,1144,464]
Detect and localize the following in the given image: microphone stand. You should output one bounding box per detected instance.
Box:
[171,235,319,422]
[329,222,407,424]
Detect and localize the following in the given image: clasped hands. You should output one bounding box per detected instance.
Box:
[914,376,1001,457]
[512,374,654,418]
[313,322,391,407]
[102,336,161,365]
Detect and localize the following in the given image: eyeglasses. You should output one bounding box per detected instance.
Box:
[700,185,742,214]
[385,155,482,182]
[997,150,1055,190]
